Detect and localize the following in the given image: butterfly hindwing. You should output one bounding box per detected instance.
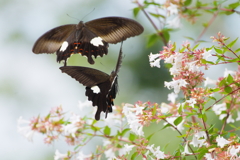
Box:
[60,66,109,87]
[56,26,109,64]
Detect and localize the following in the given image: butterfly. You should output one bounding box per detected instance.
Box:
[33,17,143,66]
[60,42,123,120]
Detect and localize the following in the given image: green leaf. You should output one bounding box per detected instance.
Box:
[209,96,217,101]
[202,22,208,27]
[227,58,240,63]
[104,126,111,136]
[149,12,165,19]
[131,152,138,160]
[133,7,140,17]
[162,123,172,129]
[143,1,160,6]
[201,59,215,64]
[129,133,136,141]
[119,128,130,137]
[235,48,240,53]
[214,47,223,54]
[192,43,200,51]
[184,0,192,6]
[147,33,159,47]
[219,78,226,87]
[174,116,183,126]
[224,86,232,93]
[184,36,195,41]
[197,148,208,160]
[227,74,233,83]
[227,37,238,48]
[162,29,170,43]
[229,2,240,9]
[147,133,155,141]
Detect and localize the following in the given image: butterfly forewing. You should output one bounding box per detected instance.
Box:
[32,24,76,54]
[85,17,144,43]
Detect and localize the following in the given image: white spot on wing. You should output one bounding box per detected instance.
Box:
[91,86,100,94]
[59,41,68,52]
[90,37,104,46]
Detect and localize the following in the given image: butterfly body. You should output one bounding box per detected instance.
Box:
[33,17,143,66]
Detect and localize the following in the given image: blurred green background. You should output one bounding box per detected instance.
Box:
[1,0,239,159]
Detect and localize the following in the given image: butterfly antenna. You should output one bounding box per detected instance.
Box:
[81,8,95,21]
[66,14,80,21]
[115,41,123,74]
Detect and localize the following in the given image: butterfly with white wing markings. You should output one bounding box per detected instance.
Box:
[60,42,123,120]
[33,17,143,66]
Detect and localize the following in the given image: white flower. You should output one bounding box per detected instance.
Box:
[78,99,92,111]
[166,3,178,16]
[187,61,200,72]
[77,151,92,160]
[149,52,160,61]
[165,79,188,94]
[228,145,240,159]
[122,104,144,136]
[160,103,172,114]
[164,116,184,132]
[166,16,181,28]
[133,104,144,115]
[17,116,35,142]
[105,148,116,160]
[186,98,197,108]
[165,55,175,64]
[103,139,111,146]
[146,144,166,159]
[212,103,226,115]
[236,111,240,121]
[118,144,135,156]
[204,153,215,160]
[204,77,216,86]
[190,131,207,147]
[154,146,166,159]
[149,53,161,68]
[54,150,68,160]
[219,114,235,123]
[167,92,178,103]
[183,143,191,155]
[63,113,81,138]
[216,136,231,148]
[202,49,212,60]
[168,53,184,75]
[226,115,235,123]
[103,107,122,127]
[224,68,236,77]
[150,58,161,68]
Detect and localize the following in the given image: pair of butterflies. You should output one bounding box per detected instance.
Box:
[32,17,144,120]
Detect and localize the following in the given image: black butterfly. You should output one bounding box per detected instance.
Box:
[60,42,123,120]
[33,17,143,66]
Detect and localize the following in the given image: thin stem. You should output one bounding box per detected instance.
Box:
[136,1,168,45]
[199,107,211,145]
[206,87,240,111]
[219,98,235,134]
[222,43,240,59]
[194,10,219,44]
[163,119,197,159]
